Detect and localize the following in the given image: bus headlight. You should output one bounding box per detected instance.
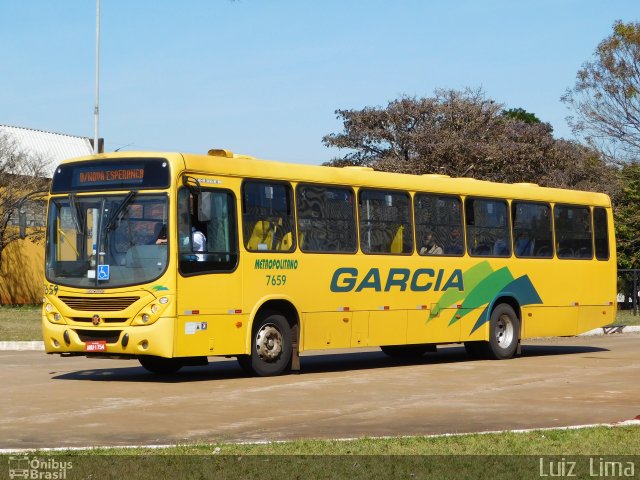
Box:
[142,314,150,323]
[45,303,53,313]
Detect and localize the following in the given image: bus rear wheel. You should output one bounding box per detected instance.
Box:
[488,304,520,359]
[240,311,292,377]
[138,356,183,374]
[464,304,520,360]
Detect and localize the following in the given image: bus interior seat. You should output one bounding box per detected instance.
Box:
[274,231,293,251]
[557,246,574,258]
[390,225,404,253]
[247,220,274,251]
[472,244,492,255]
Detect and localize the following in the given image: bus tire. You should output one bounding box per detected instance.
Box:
[246,311,292,377]
[487,303,520,360]
[463,341,488,359]
[138,356,183,374]
[380,344,432,358]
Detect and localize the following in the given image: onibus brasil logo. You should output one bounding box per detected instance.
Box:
[8,456,73,479]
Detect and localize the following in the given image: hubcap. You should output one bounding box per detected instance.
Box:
[495,314,515,348]
[255,324,283,362]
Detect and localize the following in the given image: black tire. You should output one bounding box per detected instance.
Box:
[464,304,520,360]
[487,303,520,359]
[464,341,488,359]
[138,356,183,374]
[236,354,253,375]
[380,344,432,358]
[245,311,292,377]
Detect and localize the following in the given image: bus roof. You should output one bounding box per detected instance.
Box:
[57,150,612,207]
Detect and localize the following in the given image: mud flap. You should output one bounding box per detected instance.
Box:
[291,324,301,373]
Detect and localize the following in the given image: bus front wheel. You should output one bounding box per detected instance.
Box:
[138,356,183,374]
[239,311,292,377]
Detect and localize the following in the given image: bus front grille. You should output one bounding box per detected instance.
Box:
[74,329,122,344]
[71,317,128,324]
[58,296,140,312]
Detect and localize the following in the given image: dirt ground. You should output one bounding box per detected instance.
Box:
[1,334,639,450]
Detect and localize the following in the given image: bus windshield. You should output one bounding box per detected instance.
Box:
[45,193,169,288]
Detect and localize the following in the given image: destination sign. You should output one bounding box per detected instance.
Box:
[51,158,170,193]
[75,166,145,187]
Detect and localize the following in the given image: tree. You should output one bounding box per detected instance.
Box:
[562,20,640,163]
[501,108,541,124]
[614,162,640,269]
[322,88,617,193]
[0,131,49,269]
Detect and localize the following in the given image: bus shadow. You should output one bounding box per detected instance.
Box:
[50,344,608,382]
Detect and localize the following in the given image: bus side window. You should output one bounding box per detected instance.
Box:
[296,184,357,253]
[358,189,413,255]
[554,205,593,260]
[242,181,295,253]
[414,193,464,257]
[512,201,553,258]
[593,207,609,260]
[465,198,511,257]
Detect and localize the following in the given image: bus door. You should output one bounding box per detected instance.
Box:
[175,184,244,357]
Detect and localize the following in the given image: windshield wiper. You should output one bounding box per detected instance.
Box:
[68,194,85,235]
[103,191,137,233]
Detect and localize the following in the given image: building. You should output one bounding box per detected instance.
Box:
[0,124,95,177]
[0,125,96,304]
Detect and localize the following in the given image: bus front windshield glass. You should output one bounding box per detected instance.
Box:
[45,193,169,288]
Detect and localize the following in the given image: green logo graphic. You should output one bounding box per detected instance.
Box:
[429,261,542,334]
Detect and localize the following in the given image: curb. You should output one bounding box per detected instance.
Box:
[0,326,638,351]
[579,325,640,336]
[0,341,44,351]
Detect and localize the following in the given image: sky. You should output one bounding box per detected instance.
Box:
[0,0,637,165]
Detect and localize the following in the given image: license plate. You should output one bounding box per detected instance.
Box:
[85,340,107,352]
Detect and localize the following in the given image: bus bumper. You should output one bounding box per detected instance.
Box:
[42,316,176,358]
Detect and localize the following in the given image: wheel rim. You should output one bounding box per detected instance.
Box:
[495,314,515,348]
[255,323,283,362]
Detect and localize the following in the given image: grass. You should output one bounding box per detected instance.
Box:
[5,426,638,480]
[0,304,41,341]
[46,425,640,456]
[0,305,638,341]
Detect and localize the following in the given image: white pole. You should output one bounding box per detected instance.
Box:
[93,0,101,154]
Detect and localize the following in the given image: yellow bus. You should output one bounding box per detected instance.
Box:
[39,149,616,376]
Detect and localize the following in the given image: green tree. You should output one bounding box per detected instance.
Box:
[615,162,640,269]
[562,20,640,163]
[501,108,541,124]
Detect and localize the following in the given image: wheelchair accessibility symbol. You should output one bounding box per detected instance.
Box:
[97,265,110,280]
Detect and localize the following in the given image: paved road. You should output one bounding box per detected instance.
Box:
[1,334,639,450]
